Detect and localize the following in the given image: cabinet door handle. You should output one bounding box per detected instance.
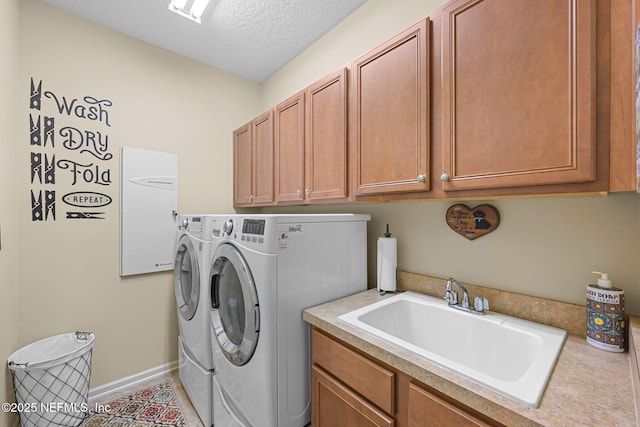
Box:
[296,189,302,196]
[305,189,310,195]
[417,174,426,183]
[440,173,450,182]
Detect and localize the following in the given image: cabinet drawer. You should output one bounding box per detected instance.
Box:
[312,365,394,427]
[408,382,493,427]
[312,329,395,415]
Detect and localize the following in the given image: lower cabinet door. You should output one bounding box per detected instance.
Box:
[312,365,394,427]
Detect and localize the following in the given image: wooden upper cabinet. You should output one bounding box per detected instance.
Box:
[233,110,274,207]
[609,0,639,192]
[351,19,430,196]
[252,111,275,204]
[275,92,305,203]
[233,123,253,206]
[440,0,596,191]
[274,68,348,204]
[306,68,348,201]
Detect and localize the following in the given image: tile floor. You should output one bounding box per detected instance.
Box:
[87,370,204,426]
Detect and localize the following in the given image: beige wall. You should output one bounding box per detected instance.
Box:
[15,0,261,389]
[1,0,21,423]
[261,0,640,313]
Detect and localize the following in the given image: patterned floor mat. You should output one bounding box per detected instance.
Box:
[81,380,187,427]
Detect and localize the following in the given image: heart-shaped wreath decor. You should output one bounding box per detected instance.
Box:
[446,204,500,240]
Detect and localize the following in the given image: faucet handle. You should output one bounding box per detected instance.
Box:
[473,296,490,312]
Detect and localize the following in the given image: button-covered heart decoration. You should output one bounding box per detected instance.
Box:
[446,204,500,240]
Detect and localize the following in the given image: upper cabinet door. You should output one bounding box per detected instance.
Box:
[274,92,306,203]
[440,0,596,191]
[233,123,252,206]
[251,110,274,205]
[306,68,348,201]
[351,19,430,196]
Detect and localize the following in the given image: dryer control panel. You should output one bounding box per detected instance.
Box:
[242,219,265,236]
[223,216,277,253]
[239,218,267,245]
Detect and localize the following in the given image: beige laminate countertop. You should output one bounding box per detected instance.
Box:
[303,288,638,427]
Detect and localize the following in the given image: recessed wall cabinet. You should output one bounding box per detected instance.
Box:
[440,0,596,191]
[351,19,430,196]
[233,111,274,206]
[311,328,502,427]
[274,68,348,204]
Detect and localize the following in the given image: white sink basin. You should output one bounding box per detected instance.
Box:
[338,291,567,407]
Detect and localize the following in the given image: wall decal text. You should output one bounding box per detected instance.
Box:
[29,78,114,221]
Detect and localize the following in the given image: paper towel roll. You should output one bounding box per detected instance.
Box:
[377,237,397,292]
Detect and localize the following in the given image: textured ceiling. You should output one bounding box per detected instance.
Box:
[36,0,368,82]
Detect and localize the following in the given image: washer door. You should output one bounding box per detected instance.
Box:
[210,243,259,366]
[174,235,200,321]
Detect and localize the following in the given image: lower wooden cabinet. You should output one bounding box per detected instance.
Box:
[407,382,491,427]
[311,328,503,427]
[312,326,395,414]
[312,365,394,427]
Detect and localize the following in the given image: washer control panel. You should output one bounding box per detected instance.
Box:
[181,215,217,241]
[186,216,203,234]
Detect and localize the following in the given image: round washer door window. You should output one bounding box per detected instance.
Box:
[174,235,200,321]
[210,243,259,366]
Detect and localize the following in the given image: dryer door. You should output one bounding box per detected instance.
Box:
[174,235,200,321]
[210,243,259,366]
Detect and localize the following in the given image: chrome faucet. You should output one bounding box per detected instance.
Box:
[444,278,488,315]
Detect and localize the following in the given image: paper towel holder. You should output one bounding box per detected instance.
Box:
[377,223,397,295]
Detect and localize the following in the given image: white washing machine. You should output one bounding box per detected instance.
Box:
[209,214,369,427]
[174,214,224,426]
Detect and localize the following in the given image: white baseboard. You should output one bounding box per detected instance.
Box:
[88,361,178,402]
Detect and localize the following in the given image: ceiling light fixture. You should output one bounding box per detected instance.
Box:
[168,0,211,24]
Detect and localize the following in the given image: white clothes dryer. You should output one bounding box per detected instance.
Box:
[209,214,369,427]
[174,214,223,426]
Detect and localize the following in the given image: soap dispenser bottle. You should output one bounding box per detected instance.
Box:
[586,271,626,352]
